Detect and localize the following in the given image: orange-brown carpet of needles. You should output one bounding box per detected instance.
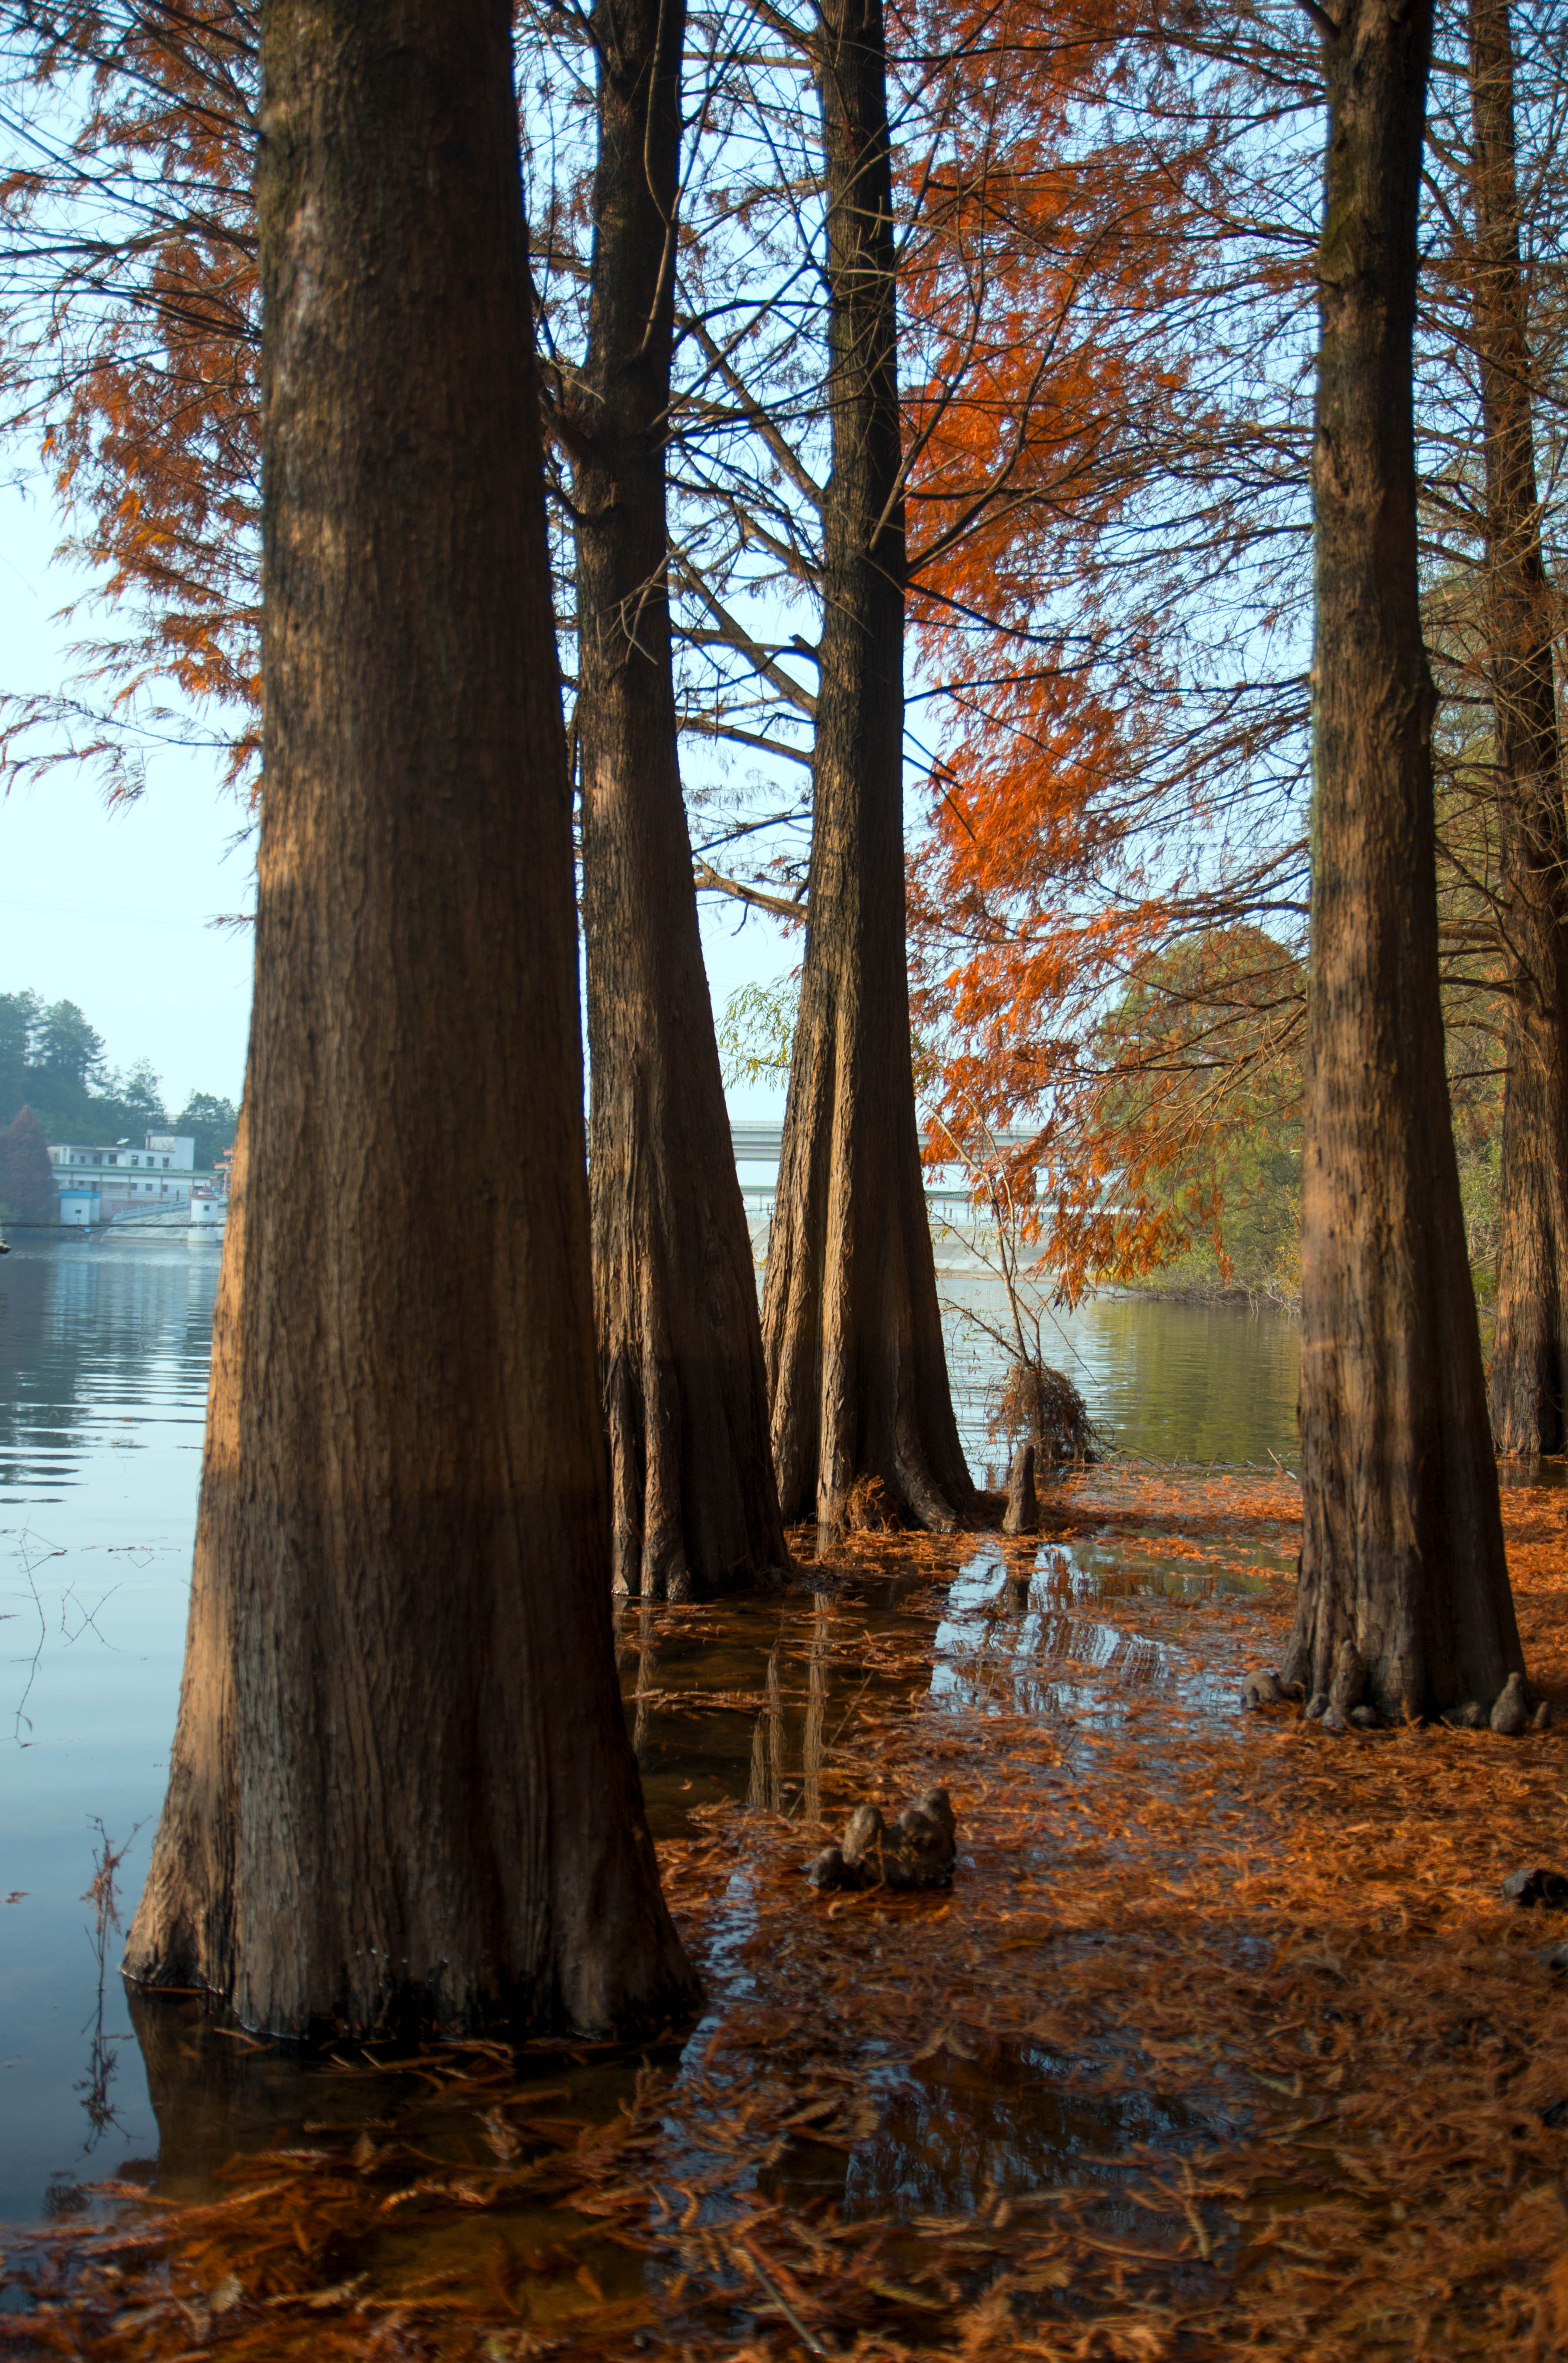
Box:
[7,1471,1568,2360]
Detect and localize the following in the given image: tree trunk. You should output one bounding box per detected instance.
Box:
[1471,0,1568,1457]
[573,0,788,1601]
[1287,0,1524,1720]
[123,0,697,2041]
[759,0,972,1544]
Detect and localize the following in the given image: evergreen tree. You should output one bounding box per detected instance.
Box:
[36,1000,106,1088]
[113,1057,167,1132]
[0,1106,57,1224]
[174,1093,239,1169]
[0,992,40,1121]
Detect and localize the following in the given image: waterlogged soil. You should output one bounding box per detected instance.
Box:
[5,1469,1568,2360]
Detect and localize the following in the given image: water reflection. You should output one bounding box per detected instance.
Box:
[74,1817,144,2155]
[19,1539,1241,2235]
[744,1598,834,1822]
[2,1241,1315,2232]
[926,1542,1250,1722]
[1,1236,220,2226]
[942,1282,1303,1473]
[618,1582,931,1836]
[769,2038,1196,2221]
[746,1640,787,1813]
[121,1984,681,2222]
[0,1235,218,1504]
[608,1518,1265,1877]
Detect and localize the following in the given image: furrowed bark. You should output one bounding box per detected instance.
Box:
[760,0,972,1544]
[1470,0,1568,1458]
[573,0,788,1601]
[124,0,698,2039]
[1288,0,1524,1720]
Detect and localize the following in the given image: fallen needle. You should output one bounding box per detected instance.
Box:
[730,2240,834,2358]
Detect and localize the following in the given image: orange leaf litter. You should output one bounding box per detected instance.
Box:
[5,1467,1568,2360]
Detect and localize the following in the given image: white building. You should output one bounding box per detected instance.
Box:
[48,1131,196,1225]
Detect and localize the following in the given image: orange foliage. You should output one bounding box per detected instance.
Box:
[0,3,259,795]
[898,8,1322,1294]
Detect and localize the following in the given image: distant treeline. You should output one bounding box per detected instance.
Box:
[0,990,238,1170]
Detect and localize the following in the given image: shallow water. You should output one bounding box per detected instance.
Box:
[940,1278,1302,1475]
[0,1233,1305,2229]
[1,1234,218,2226]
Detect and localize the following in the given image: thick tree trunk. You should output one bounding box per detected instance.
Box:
[123,0,697,2040]
[759,0,972,1544]
[1471,0,1568,1457]
[1287,0,1523,1720]
[573,0,788,1601]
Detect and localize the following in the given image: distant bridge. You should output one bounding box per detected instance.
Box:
[729,1123,1042,1272]
[729,1124,1039,1165]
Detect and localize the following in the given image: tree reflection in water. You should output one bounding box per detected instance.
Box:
[77,1817,141,2151]
[764,2034,1197,2226]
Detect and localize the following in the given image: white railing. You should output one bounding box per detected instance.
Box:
[103,1202,197,1230]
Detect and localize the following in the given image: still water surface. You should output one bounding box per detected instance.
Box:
[0,1233,1301,2228]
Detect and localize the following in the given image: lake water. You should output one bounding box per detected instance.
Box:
[0,1232,1303,2229]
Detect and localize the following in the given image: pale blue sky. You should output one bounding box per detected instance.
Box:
[0,480,256,1108]
[0,476,790,1119]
